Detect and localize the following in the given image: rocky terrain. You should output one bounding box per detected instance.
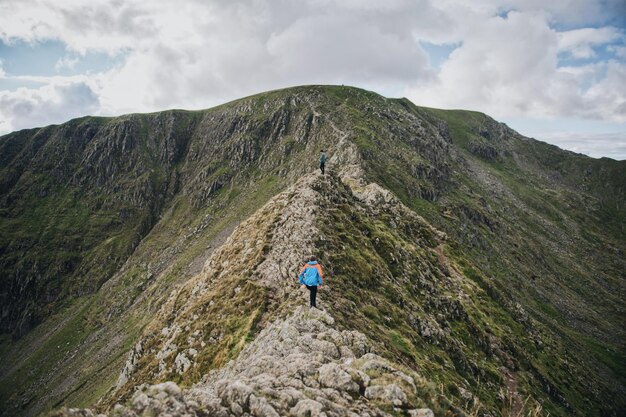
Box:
[0,85,624,417]
[60,307,441,417]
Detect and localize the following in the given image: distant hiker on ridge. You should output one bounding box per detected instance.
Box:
[298,256,324,308]
[319,150,327,175]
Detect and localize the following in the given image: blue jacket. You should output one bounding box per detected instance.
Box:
[299,261,324,286]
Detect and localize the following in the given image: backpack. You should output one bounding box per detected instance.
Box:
[300,264,322,285]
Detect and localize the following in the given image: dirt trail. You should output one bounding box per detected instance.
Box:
[503,368,524,417]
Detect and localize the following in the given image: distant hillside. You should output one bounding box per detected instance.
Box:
[0,85,623,417]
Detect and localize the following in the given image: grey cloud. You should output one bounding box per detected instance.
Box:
[59,1,156,44]
[539,131,626,160]
[0,82,99,132]
[114,0,435,110]
[266,13,430,81]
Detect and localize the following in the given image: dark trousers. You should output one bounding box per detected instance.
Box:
[320,162,325,175]
[306,285,318,307]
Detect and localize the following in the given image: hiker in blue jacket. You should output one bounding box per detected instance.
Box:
[298,256,324,308]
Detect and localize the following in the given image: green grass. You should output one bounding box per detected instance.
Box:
[0,298,94,406]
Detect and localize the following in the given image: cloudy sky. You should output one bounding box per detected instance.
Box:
[1,0,625,159]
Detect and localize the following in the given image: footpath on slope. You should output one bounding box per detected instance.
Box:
[58,306,435,417]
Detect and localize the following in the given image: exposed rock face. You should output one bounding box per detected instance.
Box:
[468,141,499,160]
[59,306,435,417]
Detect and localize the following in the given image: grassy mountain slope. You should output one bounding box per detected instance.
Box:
[314,88,625,415]
[0,85,623,417]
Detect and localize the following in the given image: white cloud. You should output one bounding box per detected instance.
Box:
[0,81,99,133]
[557,27,623,59]
[80,0,437,113]
[407,10,626,123]
[608,44,626,59]
[537,131,626,159]
[55,55,79,71]
[440,0,626,27]
[580,60,626,119]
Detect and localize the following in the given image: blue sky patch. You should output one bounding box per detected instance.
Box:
[0,39,125,80]
[495,9,514,19]
[419,41,461,69]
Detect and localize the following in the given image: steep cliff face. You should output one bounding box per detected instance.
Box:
[0,86,623,417]
[0,91,336,338]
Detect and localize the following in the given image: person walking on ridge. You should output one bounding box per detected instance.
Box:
[298,256,324,308]
[319,150,327,175]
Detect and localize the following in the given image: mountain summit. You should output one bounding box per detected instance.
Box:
[0,86,624,417]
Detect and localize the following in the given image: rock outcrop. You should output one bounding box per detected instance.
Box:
[59,306,435,417]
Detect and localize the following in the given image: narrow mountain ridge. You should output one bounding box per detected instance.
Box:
[60,167,541,417]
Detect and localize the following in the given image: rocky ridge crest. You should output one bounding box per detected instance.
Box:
[61,307,436,417]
